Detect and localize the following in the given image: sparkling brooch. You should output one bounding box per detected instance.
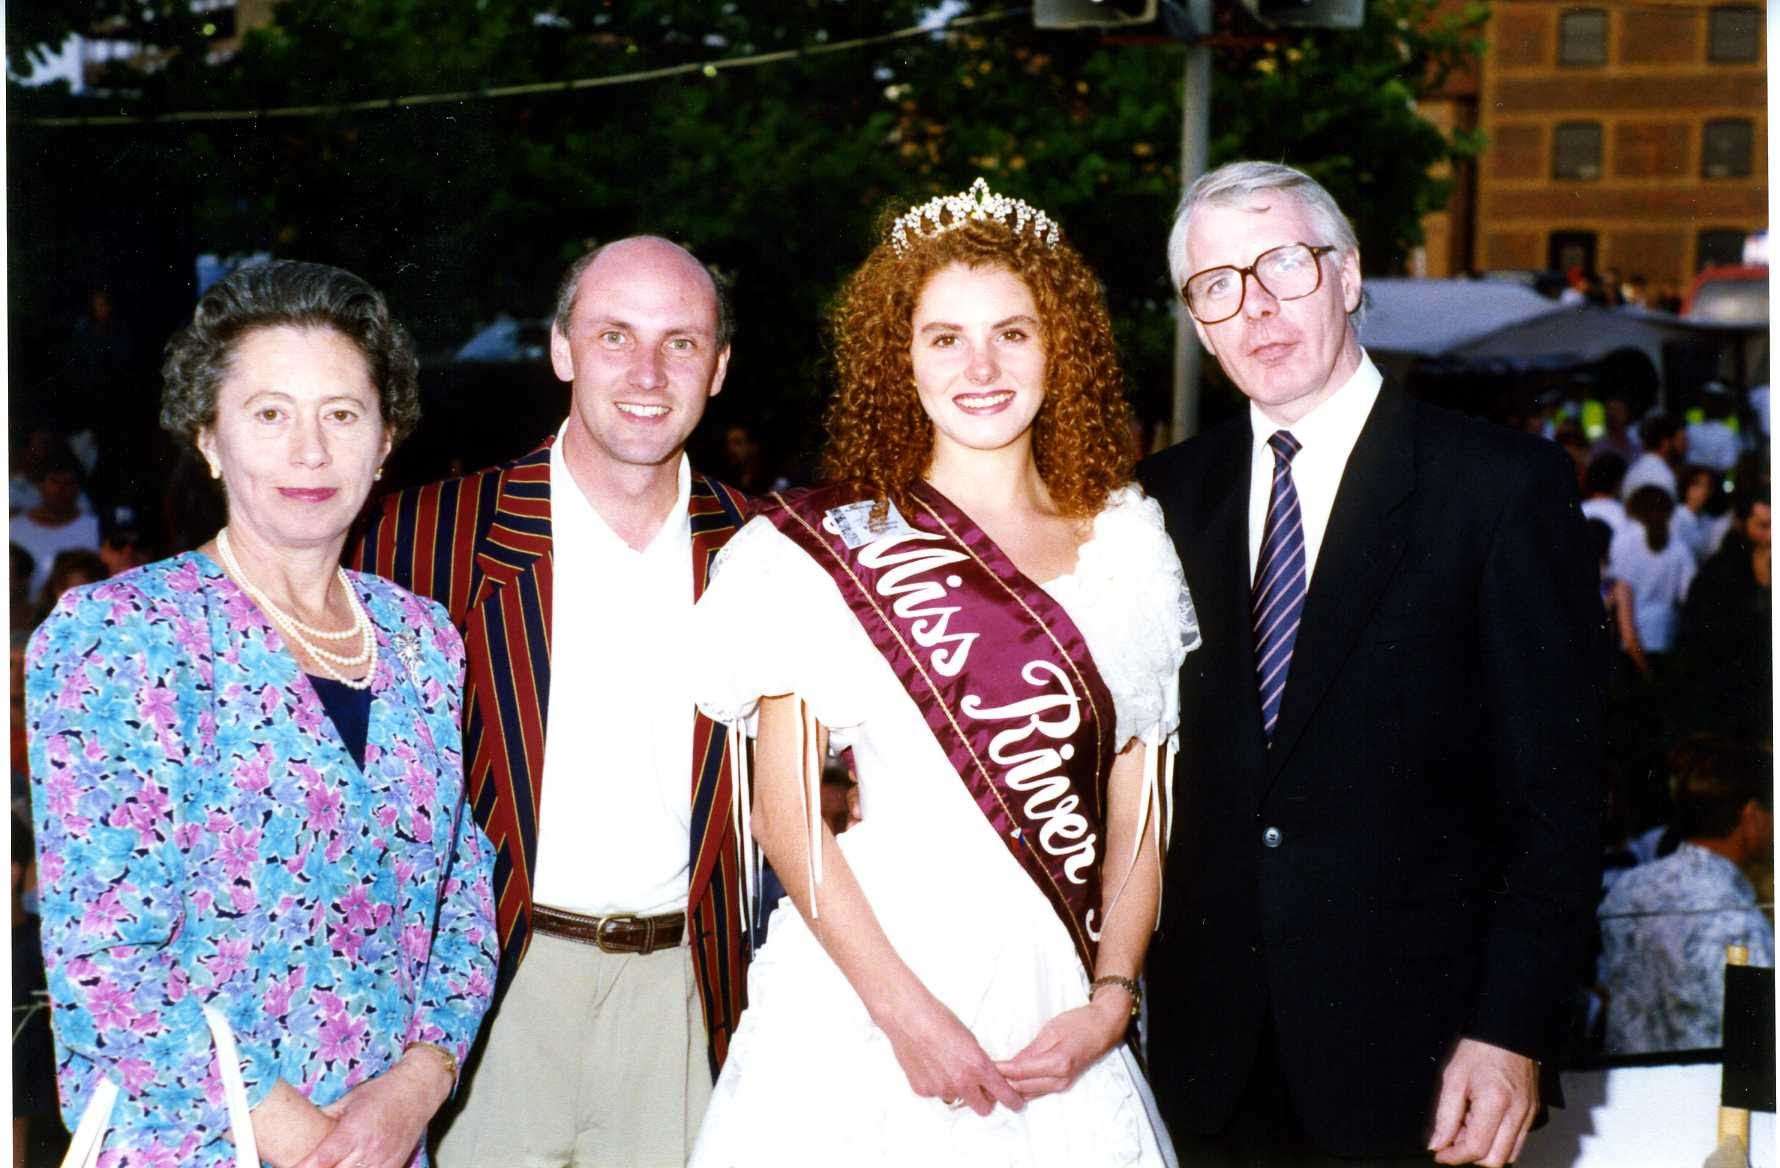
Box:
[392,631,424,674]
[889,177,1062,256]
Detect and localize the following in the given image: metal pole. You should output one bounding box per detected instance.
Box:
[1171,39,1212,445]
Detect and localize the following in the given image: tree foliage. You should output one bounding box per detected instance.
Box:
[1207,0,1489,272]
[10,0,1484,470]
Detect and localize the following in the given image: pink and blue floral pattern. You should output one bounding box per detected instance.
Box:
[27,552,498,1167]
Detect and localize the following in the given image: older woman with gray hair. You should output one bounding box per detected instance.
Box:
[26,260,497,1168]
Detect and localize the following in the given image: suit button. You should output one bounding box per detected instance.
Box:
[1262,826,1283,848]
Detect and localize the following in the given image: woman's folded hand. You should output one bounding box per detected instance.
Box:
[879,988,1026,1117]
[994,996,1128,1100]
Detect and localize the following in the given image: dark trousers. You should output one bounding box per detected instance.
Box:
[1167,1014,1435,1168]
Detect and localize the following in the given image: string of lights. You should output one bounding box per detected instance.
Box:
[19,7,1028,128]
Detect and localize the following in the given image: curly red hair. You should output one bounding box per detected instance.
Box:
[820,211,1134,520]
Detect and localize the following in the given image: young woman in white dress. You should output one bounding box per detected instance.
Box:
[687,180,1197,1167]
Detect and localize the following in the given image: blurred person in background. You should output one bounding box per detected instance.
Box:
[9,428,95,518]
[1590,395,1641,464]
[718,420,788,495]
[8,444,100,604]
[1610,486,1696,679]
[10,545,36,634]
[1607,486,1700,837]
[1674,490,1772,744]
[1597,268,1625,308]
[1552,419,1590,488]
[26,260,497,1168]
[14,812,59,1168]
[1580,453,1629,542]
[32,549,109,626]
[1599,737,1773,1054]
[1685,383,1741,474]
[1621,413,1685,501]
[1673,465,1732,566]
[96,502,155,578]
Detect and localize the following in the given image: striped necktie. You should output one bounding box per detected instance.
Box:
[1253,430,1305,738]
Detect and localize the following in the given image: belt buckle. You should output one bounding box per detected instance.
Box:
[595,913,643,955]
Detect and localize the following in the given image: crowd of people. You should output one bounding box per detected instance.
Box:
[1565,393,1774,1061]
[1557,265,1687,314]
[9,160,1771,1168]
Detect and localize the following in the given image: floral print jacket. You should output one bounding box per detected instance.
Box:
[27,552,498,1166]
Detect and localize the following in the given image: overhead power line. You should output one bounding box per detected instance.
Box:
[19,7,1028,128]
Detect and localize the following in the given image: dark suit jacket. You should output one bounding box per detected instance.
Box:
[351,438,752,1076]
[1137,383,1603,1157]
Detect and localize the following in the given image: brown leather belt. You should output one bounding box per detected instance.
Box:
[531,903,685,955]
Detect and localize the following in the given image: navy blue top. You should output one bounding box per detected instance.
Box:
[307,674,371,771]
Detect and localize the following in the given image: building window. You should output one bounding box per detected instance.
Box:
[1553,122,1604,180]
[1697,229,1747,270]
[1708,6,1761,62]
[1559,9,1609,65]
[1702,119,1754,178]
[1549,232,1598,276]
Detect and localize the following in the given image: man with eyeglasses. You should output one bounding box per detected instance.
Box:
[1139,162,1603,1167]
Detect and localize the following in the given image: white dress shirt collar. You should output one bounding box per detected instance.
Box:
[549,422,692,561]
[1246,351,1385,585]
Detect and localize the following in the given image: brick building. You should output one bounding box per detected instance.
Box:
[1464,1,1765,294]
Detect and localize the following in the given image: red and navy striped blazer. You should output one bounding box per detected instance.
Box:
[351,436,751,1074]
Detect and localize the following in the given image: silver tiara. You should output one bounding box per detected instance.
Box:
[888,177,1062,256]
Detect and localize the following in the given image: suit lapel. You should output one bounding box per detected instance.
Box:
[687,474,749,906]
[466,441,554,964]
[475,443,554,596]
[685,474,753,1069]
[1264,386,1416,782]
[1158,422,1274,778]
[1193,426,1262,682]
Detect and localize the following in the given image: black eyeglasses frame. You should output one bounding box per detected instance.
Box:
[1180,243,1339,325]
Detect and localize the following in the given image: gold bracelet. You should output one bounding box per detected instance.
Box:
[1089,974,1142,1018]
[403,1041,459,1084]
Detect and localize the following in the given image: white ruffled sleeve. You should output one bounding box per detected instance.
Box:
[687,515,873,736]
[1066,486,1200,748]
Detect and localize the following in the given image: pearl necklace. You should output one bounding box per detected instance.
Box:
[215,528,378,690]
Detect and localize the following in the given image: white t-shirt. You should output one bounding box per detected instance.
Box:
[10,511,101,602]
[1621,452,1678,501]
[1670,507,1732,565]
[1684,421,1739,473]
[1581,496,1629,545]
[1609,526,1696,653]
[531,436,696,916]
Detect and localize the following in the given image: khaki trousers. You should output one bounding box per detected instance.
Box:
[435,930,712,1168]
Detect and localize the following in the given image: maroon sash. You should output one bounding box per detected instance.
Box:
[761,481,1117,973]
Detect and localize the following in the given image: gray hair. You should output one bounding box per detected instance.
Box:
[160,259,420,449]
[551,237,735,349]
[1166,161,1363,319]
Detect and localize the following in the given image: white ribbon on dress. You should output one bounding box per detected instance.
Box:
[1101,736,1179,930]
[726,697,829,934]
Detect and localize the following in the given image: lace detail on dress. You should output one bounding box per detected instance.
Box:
[1051,485,1199,749]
